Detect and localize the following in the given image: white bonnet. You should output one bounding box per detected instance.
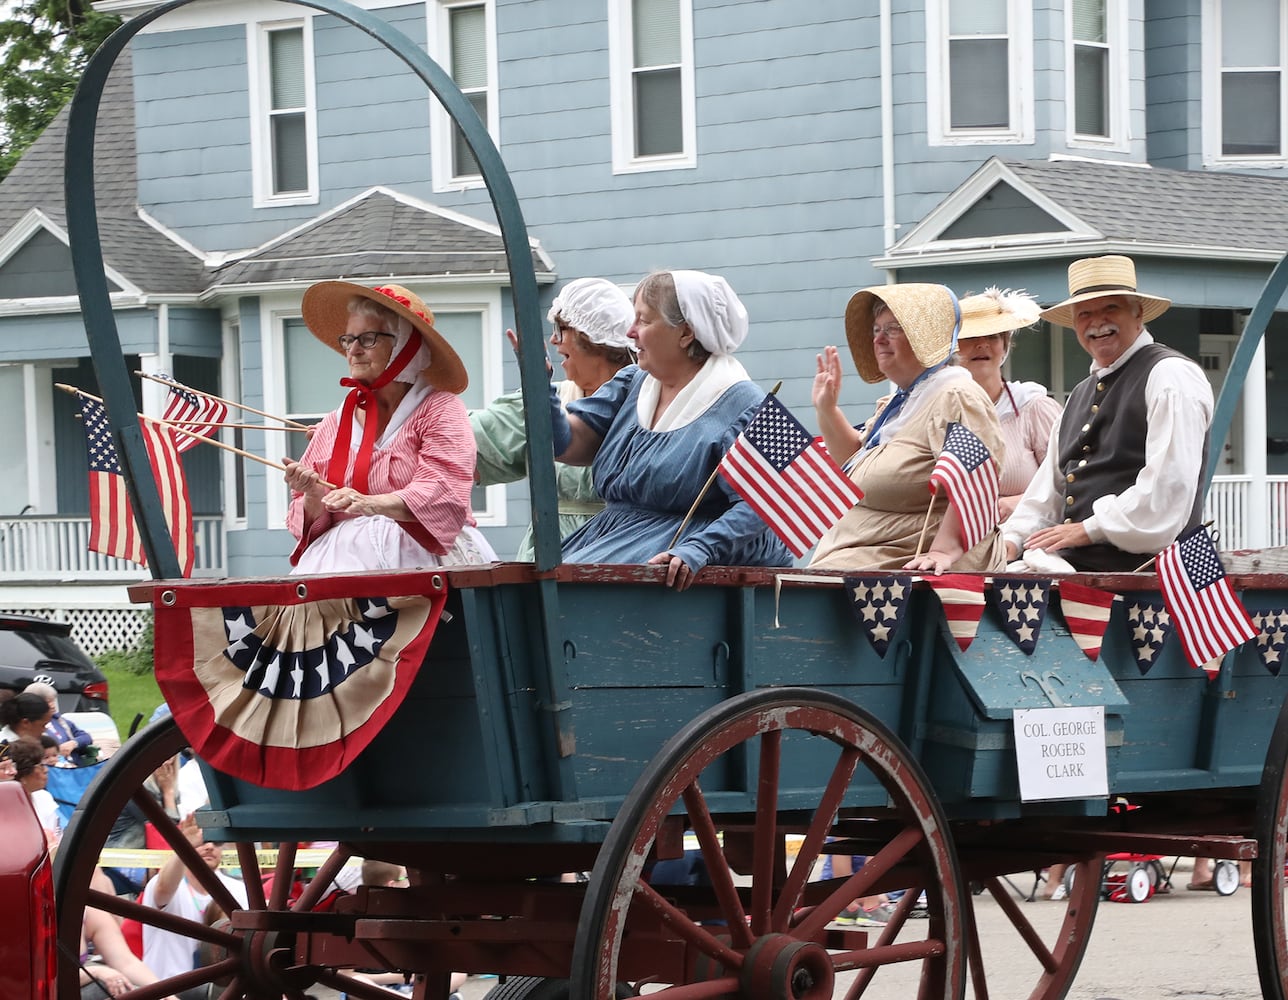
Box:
[389,317,434,385]
[671,270,749,355]
[547,278,634,350]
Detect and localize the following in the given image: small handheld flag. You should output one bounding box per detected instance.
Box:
[929,422,999,552]
[157,372,229,452]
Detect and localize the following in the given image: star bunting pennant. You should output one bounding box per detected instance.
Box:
[1125,599,1174,676]
[1055,581,1118,661]
[925,574,987,651]
[843,576,911,657]
[1250,609,1288,676]
[986,577,1050,655]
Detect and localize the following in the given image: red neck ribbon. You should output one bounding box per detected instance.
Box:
[326,335,424,494]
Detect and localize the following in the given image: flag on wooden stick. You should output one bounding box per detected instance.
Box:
[157,373,229,452]
[1156,525,1257,678]
[718,394,863,557]
[929,422,999,552]
[79,396,195,577]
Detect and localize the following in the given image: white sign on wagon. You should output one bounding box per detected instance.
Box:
[1013,706,1108,801]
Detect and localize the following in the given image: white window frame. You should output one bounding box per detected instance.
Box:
[262,291,507,530]
[428,0,500,193]
[1201,0,1288,166]
[607,0,697,173]
[1065,0,1129,150]
[247,17,319,207]
[926,0,1034,146]
[221,315,248,530]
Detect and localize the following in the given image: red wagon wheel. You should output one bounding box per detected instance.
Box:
[1253,692,1288,1000]
[569,687,970,1000]
[961,855,1103,1000]
[53,717,388,1000]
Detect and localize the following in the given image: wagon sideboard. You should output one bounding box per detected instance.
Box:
[130,565,1288,843]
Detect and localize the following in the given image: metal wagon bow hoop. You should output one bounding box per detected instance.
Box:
[63,0,558,576]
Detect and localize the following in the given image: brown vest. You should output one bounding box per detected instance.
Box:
[1055,343,1207,572]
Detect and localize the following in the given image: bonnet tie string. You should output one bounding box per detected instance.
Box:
[326,334,423,494]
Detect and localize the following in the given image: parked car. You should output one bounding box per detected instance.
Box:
[0,615,109,714]
[0,781,55,999]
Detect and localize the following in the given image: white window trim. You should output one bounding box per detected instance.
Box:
[1201,0,1288,166]
[926,0,1034,146]
[221,315,248,530]
[261,290,507,530]
[247,17,320,208]
[428,0,500,194]
[607,0,698,173]
[1064,0,1130,151]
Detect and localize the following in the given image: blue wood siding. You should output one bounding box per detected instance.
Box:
[0,309,154,362]
[1145,0,1202,169]
[167,308,224,355]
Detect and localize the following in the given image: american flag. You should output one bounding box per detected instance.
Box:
[158,374,228,453]
[929,422,999,552]
[80,397,195,577]
[1156,525,1257,675]
[717,395,864,557]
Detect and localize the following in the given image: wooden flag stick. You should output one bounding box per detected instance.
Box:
[667,381,783,551]
[56,383,335,488]
[157,420,276,432]
[912,497,937,559]
[135,370,313,431]
[1132,520,1217,573]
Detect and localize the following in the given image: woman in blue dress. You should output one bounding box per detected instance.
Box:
[552,270,791,589]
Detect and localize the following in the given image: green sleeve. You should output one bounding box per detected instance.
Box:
[469,389,529,486]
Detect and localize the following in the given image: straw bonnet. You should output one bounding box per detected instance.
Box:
[1040,255,1171,329]
[845,283,961,383]
[957,287,1042,341]
[301,281,468,394]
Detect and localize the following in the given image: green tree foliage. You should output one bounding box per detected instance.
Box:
[0,0,120,181]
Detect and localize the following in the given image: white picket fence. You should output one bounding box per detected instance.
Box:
[0,515,225,579]
[1204,476,1288,551]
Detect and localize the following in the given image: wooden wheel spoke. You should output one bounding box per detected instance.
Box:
[982,879,1057,972]
[269,842,299,910]
[749,728,781,936]
[646,979,741,999]
[132,789,244,918]
[636,877,745,973]
[293,843,354,912]
[237,842,267,911]
[681,781,752,948]
[772,744,861,928]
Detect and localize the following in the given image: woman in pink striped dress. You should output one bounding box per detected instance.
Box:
[283,281,495,573]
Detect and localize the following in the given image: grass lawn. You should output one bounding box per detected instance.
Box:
[99,664,165,740]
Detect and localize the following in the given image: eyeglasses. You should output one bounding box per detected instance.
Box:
[338,332,395,352]
[549,324,576,345]
[872,324,905,340]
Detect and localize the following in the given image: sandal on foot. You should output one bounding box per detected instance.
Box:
[1187,880,1215,891]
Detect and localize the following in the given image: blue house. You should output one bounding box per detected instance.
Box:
[0,0,1284,649]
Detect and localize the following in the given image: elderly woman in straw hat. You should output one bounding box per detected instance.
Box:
[957,288,1063,521]
[471,277,635,559]
[809,283,1006,574]
[283,282,496,573]
[552,269,791,590]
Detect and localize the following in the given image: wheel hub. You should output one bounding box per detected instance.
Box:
[739,935,834,1000]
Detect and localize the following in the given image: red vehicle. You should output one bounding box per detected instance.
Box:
[0,781,56,999]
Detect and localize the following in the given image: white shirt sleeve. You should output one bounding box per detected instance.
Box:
[1081,357,1213,553]
[1002,356,1213,556]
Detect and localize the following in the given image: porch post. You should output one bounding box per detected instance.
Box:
[1241,315,1269,549]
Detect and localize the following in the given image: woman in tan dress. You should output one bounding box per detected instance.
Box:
[809,283,1006,574]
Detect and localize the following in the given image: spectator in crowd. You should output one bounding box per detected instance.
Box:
[0,690,53,743]
[9,736,61,845]
[24,680,94,764]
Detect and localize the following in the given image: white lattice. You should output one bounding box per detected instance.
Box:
[0,607,151,656]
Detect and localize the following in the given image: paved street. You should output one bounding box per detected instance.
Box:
[315,858,1265,999]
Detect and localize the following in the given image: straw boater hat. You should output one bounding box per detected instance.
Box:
[301,281,468,394]
[845,283,961,383]
[1040,255,1171,330]
[957,287,1042,341]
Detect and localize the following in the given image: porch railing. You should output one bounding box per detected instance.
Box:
[1204,476,1288,551]
[0,515,225,579]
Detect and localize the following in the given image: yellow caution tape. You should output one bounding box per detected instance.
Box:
[97,848,359,871]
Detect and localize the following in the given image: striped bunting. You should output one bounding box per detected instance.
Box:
[1054,581,1118,662]
[925,574,987,651]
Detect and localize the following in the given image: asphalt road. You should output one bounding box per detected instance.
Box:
[324,858,1267,999]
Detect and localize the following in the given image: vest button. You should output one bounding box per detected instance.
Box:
[1081,423,1091,432]
[1078,459,1087,467]
[1066,473,1076,483]
[1066,496,1075,506]
[1091,404,1099,413]
[1083,445,1091,453]
[1064,518,1073,524]
[1096,382,1105,391]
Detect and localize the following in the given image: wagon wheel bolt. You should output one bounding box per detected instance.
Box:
[791,967,815,996]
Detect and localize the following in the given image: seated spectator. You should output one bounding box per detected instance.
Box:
[9,736,61,845]
[0,690,53,743]
[0,741,15,781]
[80,896,178,1000]
[809,283,1006,573]
[24,680,94,764]
[141,814,248,993]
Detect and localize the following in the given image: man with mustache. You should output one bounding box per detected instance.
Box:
[1003,255,1213,572]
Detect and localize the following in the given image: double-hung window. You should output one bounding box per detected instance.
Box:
[927,0,1034,144]
[250,21,318,206]
[609,0,696,172]
[1067,0,1126,146]
[1206,0,1287,160]
[430,0,498,191]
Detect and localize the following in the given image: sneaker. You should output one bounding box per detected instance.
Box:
[833,904,863,925]
[852,904,895,927]
[1048,883,1068,901]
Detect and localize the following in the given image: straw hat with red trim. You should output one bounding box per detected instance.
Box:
[845,283,961,384]
[1040,255,1171,330]
[301,281,468,394]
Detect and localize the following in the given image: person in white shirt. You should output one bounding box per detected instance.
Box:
[1003,255,1213,572]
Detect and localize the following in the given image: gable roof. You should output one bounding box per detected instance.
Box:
[207,187,556,292]
[0,48,209,296]
[878,157,1288,268]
